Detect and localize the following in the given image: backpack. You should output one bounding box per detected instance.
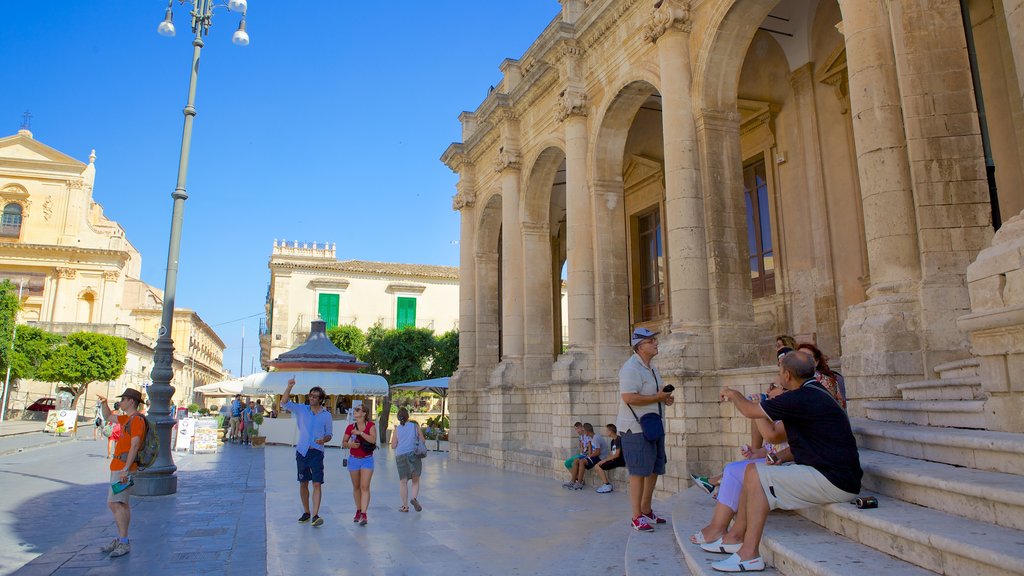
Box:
[128,413,160,470]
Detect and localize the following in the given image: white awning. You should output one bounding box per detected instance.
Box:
[239,371,389,397]
[193,378,244,397]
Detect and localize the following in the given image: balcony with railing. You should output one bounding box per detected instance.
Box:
[28,322,155,348]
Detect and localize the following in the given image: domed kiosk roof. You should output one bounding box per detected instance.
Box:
[267,319,367,372]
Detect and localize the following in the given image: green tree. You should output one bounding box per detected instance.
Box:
[0,280,20,377]
[430,329,459,379]
[363,324,436,443]
[9,326,62,381]
[326,324,367,360]
[37,332,127,408]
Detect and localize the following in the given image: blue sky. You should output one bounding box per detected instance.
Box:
[0,1,560,377]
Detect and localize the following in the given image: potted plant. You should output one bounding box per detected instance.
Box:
[249,413,266,447]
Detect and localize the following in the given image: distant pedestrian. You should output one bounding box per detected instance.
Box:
[229,394,243,443]
[390,407,426,513]
[280,377,332,528]
[344,404,377,525]
[241,400,256,445]
[618,327,675,532]
[593,424,625,493]
[96,389,147,558]
[255,399,265,416]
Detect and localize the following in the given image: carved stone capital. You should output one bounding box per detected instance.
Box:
[452,190,477,211]
[56,267,77,279]
[643,0,692,43]
[103,270,120,281]
[555,87,588,122]
[521,221,550,237]
[493,148,522,173]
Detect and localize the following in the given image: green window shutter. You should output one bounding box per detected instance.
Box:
[397,297,416,329]
[318,293,340,329]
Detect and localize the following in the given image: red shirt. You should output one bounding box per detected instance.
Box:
[345,422,375,458]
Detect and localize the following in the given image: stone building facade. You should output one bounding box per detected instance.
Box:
[0,129,225,409]
[442,0,1024,492]
[260,240,460,367]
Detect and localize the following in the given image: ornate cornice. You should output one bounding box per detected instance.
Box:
[581,0,642,50]
[643,0,692,43]
[55,267,76,279]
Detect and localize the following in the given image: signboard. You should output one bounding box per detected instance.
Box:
[175,417,196,452]
[193,417,219,453]
[45,409,77,435]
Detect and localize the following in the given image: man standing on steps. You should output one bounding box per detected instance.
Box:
[96,388,146,558]
[280,377,333,527]
[712,351,862,572]
[616,327,675,532]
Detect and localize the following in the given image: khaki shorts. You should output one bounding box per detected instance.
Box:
[108,470,133,503]
[755,462,856,511]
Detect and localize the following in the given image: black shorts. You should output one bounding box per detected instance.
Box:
[599,458,625,471]
[583,456,601,469]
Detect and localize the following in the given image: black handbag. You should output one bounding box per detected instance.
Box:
[355,423,376,453]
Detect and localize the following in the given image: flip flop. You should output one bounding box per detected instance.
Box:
[399,505,409,513]
[411,498,422,512]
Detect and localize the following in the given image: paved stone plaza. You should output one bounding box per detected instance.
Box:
[0,435,674,576]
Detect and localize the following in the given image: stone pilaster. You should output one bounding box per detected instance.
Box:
[788,62,840,355]
[521,221,555,385]
[493,109,525,390]
[1002,0,1024,115]
[839,0,925,411]
[887,0,993,369]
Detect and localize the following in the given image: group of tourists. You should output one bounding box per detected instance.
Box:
[562,421,624,492]
[616,328,861,573]
[218,394,265,445]
[281,376,427,528]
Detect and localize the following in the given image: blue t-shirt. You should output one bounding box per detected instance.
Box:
[282,401,333,457]
[231,399,242,417]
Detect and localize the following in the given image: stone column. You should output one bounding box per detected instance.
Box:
[647,2,736,370]
[886,0,993,368]
[553,61,597,384]
[53,267,76,323]
[789,63,840,354]
[521,221,554,385]
[448,151,478,452]
[496,145,525,369]
[839,0,926,407]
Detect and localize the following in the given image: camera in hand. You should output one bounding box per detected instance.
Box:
[662,384,675,393]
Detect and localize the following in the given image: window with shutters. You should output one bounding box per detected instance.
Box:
[631,206,667,322]
[0,204,22,238]
[397,296,417,330]
[317,293,340,329]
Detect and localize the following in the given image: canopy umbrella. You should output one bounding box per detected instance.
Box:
[193,377,244,397]
[391,377,448,450]
[240,370,389,397]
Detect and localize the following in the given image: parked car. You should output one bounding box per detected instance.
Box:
[26,398,56,413]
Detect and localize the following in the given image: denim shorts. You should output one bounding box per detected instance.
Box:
[296,448,325,484]
[621,431,666,476]
[348,455,374,472]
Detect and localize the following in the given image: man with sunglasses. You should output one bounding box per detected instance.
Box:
[281,377,333,527]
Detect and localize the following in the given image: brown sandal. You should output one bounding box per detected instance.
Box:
[399,505,409,513]
[411,498,422,512]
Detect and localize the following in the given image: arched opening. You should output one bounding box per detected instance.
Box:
[77,290,96,324]
[0,203,23,238]
[592,80,667,369]
[475,193,503,366]
[522,146,566,362]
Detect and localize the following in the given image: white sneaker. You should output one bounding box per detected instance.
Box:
[596,483,613,493]
[711,553,765,572]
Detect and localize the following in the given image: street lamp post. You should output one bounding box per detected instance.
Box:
[136,0,249,497]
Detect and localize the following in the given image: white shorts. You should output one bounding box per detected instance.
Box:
[755,462,857,511]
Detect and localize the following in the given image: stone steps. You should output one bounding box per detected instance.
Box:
[796,492,1024,576]
[859,449,1024,530]
[896,376,982,401]
[625,496,692,576]
[932,358,980,379]
[862,399,987,428]
[851,418,1024,475]
[670,487,932,576]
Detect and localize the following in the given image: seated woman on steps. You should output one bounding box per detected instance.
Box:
[689,379,789,546]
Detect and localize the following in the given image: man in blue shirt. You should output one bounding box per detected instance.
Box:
[280,377,333,527]
[229,395,243,443]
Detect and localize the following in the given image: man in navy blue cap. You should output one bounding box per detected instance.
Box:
[616,327,675,532]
